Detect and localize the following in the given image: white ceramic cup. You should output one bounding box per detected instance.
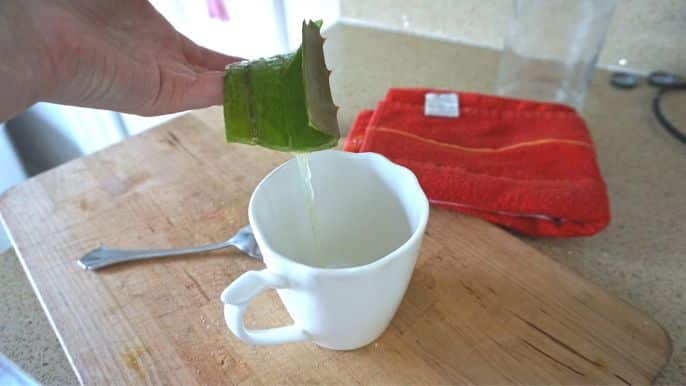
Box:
[220,150,429,350]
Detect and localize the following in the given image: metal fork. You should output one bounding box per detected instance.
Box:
[78,225,262,270]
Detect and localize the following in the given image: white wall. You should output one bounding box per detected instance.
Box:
[150,0,289,59]
[283,0,341,51]
[338,0,686,74]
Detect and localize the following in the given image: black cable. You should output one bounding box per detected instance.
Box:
[651,84,686,145]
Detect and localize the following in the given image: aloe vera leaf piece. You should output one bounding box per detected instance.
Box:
[223,20,339,152]
[302,20,339,137]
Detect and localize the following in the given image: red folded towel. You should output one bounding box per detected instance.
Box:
[344,88,610,237]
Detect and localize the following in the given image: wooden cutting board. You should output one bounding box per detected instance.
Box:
[0,112,671,385]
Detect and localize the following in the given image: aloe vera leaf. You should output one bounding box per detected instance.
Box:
[223,20,339,152]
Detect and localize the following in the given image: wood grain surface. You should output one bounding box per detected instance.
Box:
[0,111,671,385]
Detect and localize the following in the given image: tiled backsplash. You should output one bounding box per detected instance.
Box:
[339,0,685,74]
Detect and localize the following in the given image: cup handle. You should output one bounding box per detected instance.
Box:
[220,269,309,345]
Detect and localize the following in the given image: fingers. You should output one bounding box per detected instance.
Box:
[151,36,241,114]
[148,70,224,115]
[182,37,243,71]
[182,70,225,108]
[139,36,243,115]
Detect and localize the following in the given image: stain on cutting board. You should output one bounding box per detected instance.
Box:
[121,346,149,377]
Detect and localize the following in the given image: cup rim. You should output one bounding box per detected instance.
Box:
[248,150,429,275]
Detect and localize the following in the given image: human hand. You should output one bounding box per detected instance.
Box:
[0,0,241,121]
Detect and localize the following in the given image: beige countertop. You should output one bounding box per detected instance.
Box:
[1,22,684,384]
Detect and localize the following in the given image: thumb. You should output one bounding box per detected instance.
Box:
[183,38,243,71]
[160,70,225,114]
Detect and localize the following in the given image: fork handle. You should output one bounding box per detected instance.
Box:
[78,241,232,270]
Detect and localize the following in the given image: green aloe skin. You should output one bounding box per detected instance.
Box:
[223,20,340,152]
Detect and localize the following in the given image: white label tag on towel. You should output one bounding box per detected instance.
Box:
[424,93,459,117]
